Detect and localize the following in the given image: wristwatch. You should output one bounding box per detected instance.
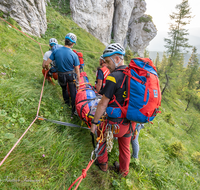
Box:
[91,119,98,125]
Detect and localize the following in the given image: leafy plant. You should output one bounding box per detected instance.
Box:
[168,141,186,158]
[192,152,200,165]
[164,113,175,125]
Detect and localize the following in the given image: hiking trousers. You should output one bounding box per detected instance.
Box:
[58,71,76,113]
[97,120,136,176]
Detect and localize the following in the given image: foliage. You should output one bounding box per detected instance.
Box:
[163,113,175,125]
[124,49,134,65]
[185,47,200,89]
[144,49,149,57]
[143,27,151,33]
[138,15,152,23]
[168,141,186,158]
[192,152,200,165]
[48,0,71,16]
[162,0,192,95]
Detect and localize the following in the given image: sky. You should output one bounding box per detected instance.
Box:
[145,0,200,53]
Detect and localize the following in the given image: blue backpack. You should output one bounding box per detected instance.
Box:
[106,58,161,123]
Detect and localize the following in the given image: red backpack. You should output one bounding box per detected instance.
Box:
[106,58,161,123]
[73,50,84,70]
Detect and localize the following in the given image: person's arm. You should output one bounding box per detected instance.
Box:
[42,60,46,69]
[44,58,53,70]
[91,95,110,134]
[96,79,103,93]
[74,65,80,83]
[42,52,48,69]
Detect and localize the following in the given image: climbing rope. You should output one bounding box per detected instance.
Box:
[0,16,46,167]
[0,16,107,190]
[68,159,95,190]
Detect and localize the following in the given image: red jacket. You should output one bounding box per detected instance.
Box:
[95,66,110,89]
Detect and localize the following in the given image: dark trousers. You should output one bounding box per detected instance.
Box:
[58,71,76,113]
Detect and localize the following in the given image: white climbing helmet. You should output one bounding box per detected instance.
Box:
[65,33,77,44]
[100,55,105,61]
[102,43,125,58]
[49,38,58,46]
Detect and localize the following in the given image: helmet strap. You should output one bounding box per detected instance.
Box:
[110,57,122,68]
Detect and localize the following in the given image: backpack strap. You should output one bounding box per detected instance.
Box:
[123,69,145,85]
[144,72,150,102]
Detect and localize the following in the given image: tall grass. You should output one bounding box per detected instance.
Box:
[0,6,200,190]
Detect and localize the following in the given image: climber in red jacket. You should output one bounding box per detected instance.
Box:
[95,55,110,93]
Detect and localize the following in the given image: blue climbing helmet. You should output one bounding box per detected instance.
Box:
[102,43,125,58]
[65,33,77,44]
[49,38,58,46]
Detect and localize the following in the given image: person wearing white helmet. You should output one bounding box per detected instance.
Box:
[42,38,58,69]
[44,33,80,115]
[94,55,110,93]
[91,43,136,177]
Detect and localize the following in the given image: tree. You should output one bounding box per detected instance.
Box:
[186,47,200,89]
[155,52,160,68]
[144,49,149,58]
[184,47,200,111]
[162,0,192,95]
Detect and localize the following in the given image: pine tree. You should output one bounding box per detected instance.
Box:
[184,47,200,111]
[162,0,192,95]
[186,47,200,89]
[144,49,149,58]
[155,52,160,68]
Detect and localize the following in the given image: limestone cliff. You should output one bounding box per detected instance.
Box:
[0,0,157,56]
[0,0,47,37]
[70,0,157,56]
[70,0,114,45]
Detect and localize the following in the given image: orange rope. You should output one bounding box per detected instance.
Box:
[96,121,105,143]
[68,159,95,190]
[0,16,47,167]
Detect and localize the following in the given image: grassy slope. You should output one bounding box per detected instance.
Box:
[0,7,200,190]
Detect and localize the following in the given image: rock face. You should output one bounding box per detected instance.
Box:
[112,0,135,46]
[0,0,47,37]
[127,0,157,56]
[70,0,114,45]
[70,0,157,56]
[0,0,157,55]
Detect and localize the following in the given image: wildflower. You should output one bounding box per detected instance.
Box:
[42,154,45,157]
[1,72,6,75]
[185,173,189,176]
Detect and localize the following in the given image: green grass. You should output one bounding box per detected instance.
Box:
[0,7,200,190]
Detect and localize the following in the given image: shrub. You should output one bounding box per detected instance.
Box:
[164,113,175,126]
[168,141,186,158]
[192,151,200,165]
[138,15,152,23]
[124,49,133,62]
[143,27,151,33]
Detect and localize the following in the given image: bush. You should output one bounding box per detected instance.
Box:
[138,15,152,23]
[143,27,151,33]
[168,141,186,158]
[192,151,200,165]
[164,113,175,126]
[124,49,133,63]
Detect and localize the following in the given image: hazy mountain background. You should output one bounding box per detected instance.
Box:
[147,27,200,66]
